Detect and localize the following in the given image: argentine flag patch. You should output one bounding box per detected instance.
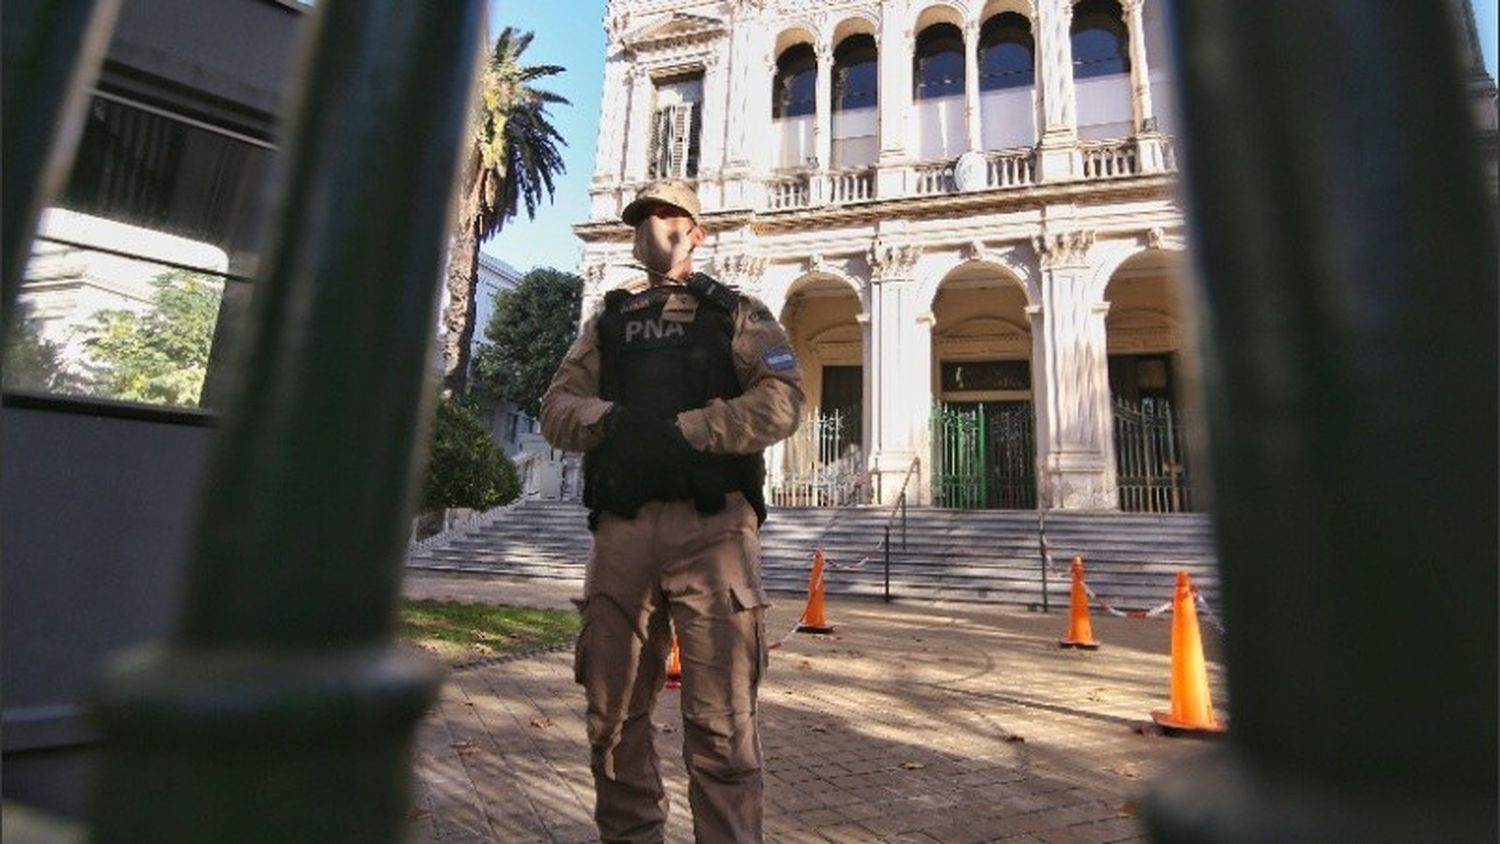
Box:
[763,345,797,372]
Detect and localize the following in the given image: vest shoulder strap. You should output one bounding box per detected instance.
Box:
[685,272,742,314]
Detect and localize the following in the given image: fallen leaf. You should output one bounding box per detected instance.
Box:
[810,725,829,733]
[409,807,432,821]
[656,723,677,734]
[1118,799,1139,817]
[1005,734,1026,743]
[450,741,478,756]
[899,761,926,770]
[798,660,813,671]
[1087,688,1106,702]
[530,717,554,729]
[1112,762,1141,779]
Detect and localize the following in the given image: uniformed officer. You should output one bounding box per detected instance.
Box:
[540,180,804,843]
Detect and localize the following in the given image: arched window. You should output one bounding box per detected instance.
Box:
[1071,0,1130,78]
[978,13,1034,91]
[773,43,817,119]
[833,34,878,112]
[913,23,965,99]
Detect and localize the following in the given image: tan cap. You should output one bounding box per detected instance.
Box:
[620,179,702,227]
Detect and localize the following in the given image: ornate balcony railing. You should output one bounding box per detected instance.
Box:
[825,166,875,203]
[913,160,956,195]
[756,136,1171,212]
[1081,139,1140,179]
[987,149,1036,188]
[767,173,811,210]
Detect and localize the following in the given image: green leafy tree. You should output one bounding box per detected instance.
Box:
[85,271,220,406]
[443,26,569,398]
[472,267,582,417]
[2,303,80,392]
[421,397,520,512]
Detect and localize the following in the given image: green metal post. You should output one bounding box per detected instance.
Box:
[90,1,485,841]
[1147,1,1496,840]
[1,0,120,336]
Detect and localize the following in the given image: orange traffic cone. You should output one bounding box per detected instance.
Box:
[1059,557,1100,649]
[665,634,682,689]
[796,549,835,634]
[1151,571,1226,734]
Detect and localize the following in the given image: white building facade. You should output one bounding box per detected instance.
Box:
[575,0,1498,511]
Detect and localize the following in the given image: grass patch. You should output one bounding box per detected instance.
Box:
[399,600,578,664]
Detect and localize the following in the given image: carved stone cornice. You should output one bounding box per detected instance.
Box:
[1032,229,1095,270]
[710,253,767,289]
[622,12,728,53]
[868,239,922,281]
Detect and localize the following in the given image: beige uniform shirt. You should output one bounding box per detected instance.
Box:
[540,279,805,455]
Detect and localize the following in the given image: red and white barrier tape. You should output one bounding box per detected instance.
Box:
[1043,544,1225,633]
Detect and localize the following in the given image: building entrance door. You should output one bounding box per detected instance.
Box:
[931,401,1036,509]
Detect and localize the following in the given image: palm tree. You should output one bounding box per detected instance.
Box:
[442,26,568,397]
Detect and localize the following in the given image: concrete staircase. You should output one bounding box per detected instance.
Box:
[407,500,1220,612]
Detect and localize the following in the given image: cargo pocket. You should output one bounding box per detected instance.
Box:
[571,597,589,685]
[729,584,772,685]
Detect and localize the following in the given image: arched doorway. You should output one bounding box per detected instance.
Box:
[770,273,866,505]
[1103,248,1193,511]
[930,262,1036,509]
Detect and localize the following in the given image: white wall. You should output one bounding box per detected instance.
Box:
[915,95,967,160]
[1076,73,1133,140]
[832,106,878,168]
[774,115,816,169]
[980,87,1037,150]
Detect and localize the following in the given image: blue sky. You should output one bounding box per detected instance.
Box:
[482,0,1500,276]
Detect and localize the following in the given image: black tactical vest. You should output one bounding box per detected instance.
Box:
[583,274,767,526]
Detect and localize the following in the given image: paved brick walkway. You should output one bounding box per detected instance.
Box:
[403,572,1228,843]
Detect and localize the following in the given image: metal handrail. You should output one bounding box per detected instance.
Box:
[879,457,920,602]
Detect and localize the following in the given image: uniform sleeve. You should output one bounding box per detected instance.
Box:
[540,313,614,453]
[675,295,805,454]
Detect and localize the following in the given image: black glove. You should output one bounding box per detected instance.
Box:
[605,405,697,475]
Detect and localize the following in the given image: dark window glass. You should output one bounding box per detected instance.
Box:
[833,34,878,112]
[914,23,966,100]
[62,96,271,253]
[979,13,1035,90]
[1071,0,1130,79]
[941,360,1031,392]
[773,43,817,118]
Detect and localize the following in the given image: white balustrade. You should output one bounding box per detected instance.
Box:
[766,174,811,210]
[913,161,956,195]
[1081,140,1140,179]
[825,167,875,204]
[986,149,1036,189]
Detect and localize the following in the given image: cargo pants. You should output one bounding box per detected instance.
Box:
[574,492,770,843]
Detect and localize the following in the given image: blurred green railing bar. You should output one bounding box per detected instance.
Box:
[1148,1,1496,841]
[0,0,119,335]
[90,1,485,841]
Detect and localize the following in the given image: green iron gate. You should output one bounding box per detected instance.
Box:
[932,402,1036,509]
[1112,397,1194,513]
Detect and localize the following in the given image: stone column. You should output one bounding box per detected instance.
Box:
[963,19,983,152]
[622,65,655,183]
[721,9,763,208]
[877,21,915,196]
[1122,0,1169,173]
[588,48,630,221]
[1030,229,1117,509]
[813,42,834,203]
[698,49,729,208]
[1123,0,1154,132]
[866,239,925,505]
[1035,0,1082,180]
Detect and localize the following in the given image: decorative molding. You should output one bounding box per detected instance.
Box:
[710,253,768,289]
[605,12,631,44]
[1033,229,1095,270]
[868,239,922,280]
[621,12,728,53]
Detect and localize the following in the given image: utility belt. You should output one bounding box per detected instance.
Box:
[583,446,767,530]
